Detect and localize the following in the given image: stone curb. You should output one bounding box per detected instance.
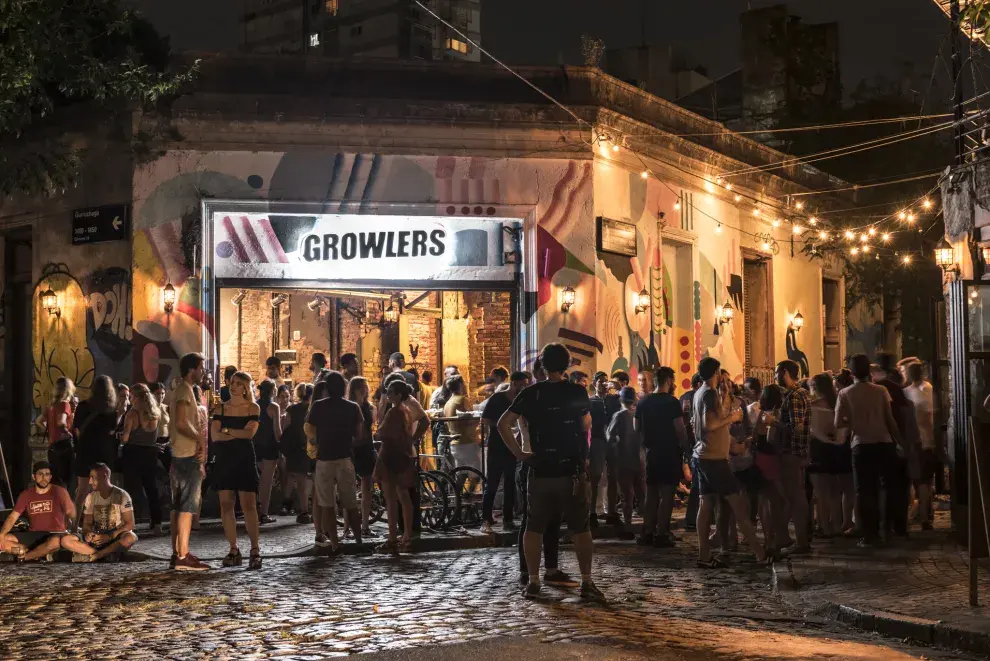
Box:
[772,560,990,656]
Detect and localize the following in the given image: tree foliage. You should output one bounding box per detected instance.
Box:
[0,0,197,197]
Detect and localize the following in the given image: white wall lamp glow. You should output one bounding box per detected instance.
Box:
[789,311,804,331]
[634,288,650,314]
[40,285,60,318]
[560,286,576,313]
[162,282,176,314]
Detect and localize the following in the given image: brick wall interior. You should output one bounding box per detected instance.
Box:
[218,288,511,395]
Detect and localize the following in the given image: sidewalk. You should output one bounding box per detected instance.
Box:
[773,523,990,656]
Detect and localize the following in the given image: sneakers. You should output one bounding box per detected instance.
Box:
[314,534,333,548]
[502,520,516,532]
[259,515,277,525]
[296,513,313,525]
[544,570,580,587]
[174,553,210,571]
[580,580,607,604]
[481,521,494,535]
[522,582,542,599]
[169,553,177,569]
[71,553,94,563]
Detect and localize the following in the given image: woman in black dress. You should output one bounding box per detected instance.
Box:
[71,375,119,529]
[282,383,314,524]
[255,379,283,524]
[210,371,263,569]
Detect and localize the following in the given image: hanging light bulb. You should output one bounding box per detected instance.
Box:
[860,233,869,243]
[715,223,723,234]
[641,170,649,179]
[907,213,916,223]
[795,200,804,210]
[674,200,681,210]
[844,230,855,240]
[793,225,803,235]
[704,181,715,193]
[868,227,877,236]
[923,198,933,210]
[772,219,780,228]
[725,183,733,191]
[903,255,912,265]
[850,246,859,255]
[762,240,771,251]
[753,208,761,217]
[734,194,742,202]
[809,217,818,225]
[863,244,871,253]
[882,232,891,242]
[898,211,907,221]
[819,230,828,240]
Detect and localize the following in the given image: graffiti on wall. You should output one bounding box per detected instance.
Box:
[786,327,810,378]
[85,267,133,362]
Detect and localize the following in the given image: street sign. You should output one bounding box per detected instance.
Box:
[71,204,130,245]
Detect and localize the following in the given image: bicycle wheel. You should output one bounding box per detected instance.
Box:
[449,466,486,525]
[369,482,387,524]
[429,470,460,528]
[418,470,452,530]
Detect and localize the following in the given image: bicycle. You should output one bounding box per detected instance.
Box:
[421,434,487,526]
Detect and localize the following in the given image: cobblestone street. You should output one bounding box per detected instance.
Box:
[0,540,979,660]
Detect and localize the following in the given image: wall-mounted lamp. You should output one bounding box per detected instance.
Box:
[271,293,289,308]
[634,288,650,314]
[162,282,176,314]
[717,301,734,326]
[231,290,247,306]
[40,286,60,318]
[934,237,959,275]
[560,286,576,313]
[789,311,804,331]
[382,303,399,324]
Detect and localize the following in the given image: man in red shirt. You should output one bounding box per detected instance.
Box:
[0,461,76,561]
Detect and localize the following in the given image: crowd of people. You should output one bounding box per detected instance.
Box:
[0,340,937,602]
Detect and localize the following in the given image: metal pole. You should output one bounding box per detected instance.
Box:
[951,0,965,164]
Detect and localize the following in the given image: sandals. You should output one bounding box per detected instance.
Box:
[378,539,399,555]
[222,549,243,567]
[397,539,412,553]
[696,557,729,569]
[248,549,262,570]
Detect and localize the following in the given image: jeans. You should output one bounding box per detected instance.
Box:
[852,442,898,541]
[482,452,517,524]
[777,453,811,547]
[517,464,559,572]
[122,444,162,526]
[588,437,617,518]
[885,455,910,536]
[643,483,676,537]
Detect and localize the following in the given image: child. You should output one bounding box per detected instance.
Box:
[606,386,645,529]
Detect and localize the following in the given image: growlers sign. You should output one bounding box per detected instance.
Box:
[211,212,520,282]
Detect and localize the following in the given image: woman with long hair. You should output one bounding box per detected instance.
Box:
[752,384,788,554]
[255,379,283,524]
[121,384,164,535]
[375,379,417,553]
[71,376,119,529]
[347,377,377,538]
[38,377,76,487]
[809,372,853,536]
[210,371,263,569]
[307,380,330,545]
[282,383,314,524]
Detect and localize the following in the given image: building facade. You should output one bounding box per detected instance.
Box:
[0,56,851,490]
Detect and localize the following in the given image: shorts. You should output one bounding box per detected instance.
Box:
[12,531,63,550]
[315,458,358,510]
[254,437,280,462]
[526,474,590,535]
[213,440,260,493]
[170,456,203,514]
[353,444,377,478]
[692,458,743,497]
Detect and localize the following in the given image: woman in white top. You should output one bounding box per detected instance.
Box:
[808,373,852,536]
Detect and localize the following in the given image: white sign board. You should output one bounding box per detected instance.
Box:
[211,212,520,282]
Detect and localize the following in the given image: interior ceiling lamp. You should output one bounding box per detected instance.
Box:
[634,288,650,314]
[560,286,576,313]
[717,301,734,326]
[934,237,958,274]
[231,290,247,306]
[40,285,60,318]
[162,282,176,314]
[789,311,804,331]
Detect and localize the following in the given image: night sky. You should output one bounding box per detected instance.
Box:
[135,0,953,100]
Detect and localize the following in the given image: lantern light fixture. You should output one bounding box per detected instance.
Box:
[40,285,60,318]
[560,286,577,313]
[383,303,399,324]
[934,237,958,273]
[634,288,651,314]
[717,301,734,326]
[790,311,804,331]
[163,282,177,313]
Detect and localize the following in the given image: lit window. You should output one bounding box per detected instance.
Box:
[445,38,469,54]
[325,0,338,15]
[309,33,320,47]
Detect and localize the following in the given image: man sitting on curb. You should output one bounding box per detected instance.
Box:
[71,463,138,562]
[0,461,76,561]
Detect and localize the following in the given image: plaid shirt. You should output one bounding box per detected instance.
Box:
[778,386,811,459]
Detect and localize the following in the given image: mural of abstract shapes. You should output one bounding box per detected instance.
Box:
[678,334,693,391]
[728,274,743,312]
[786,327,810,378]
[452,229,489,266]
[602,303,621,354]
[539,161,592,237]
[694,320,703,363]
[33,265,96,410]
[143,220,192,287]
[535,225,593,310]
[611,335,630,375]
[85,267,133,363]
[435,156,503,211]
[693,280,701,321]
[558,327,603,365]
[133,321,180,385]
[217,215,290,264]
